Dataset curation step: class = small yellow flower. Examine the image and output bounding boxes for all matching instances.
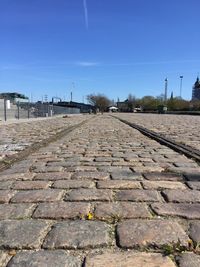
[87,212,94,220]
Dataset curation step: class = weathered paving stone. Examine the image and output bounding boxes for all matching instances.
[0,181,13,190]
[143,172,184,181]
[67,166,97,172]
[189,222,200,243]
[111,161,139,167]
[65,189,112,201]
[176,253,200,267]
[71,171,110,180]
[117,219,188,248]
[95,157,113,162]
[0,220,49,249]
[43,221,111,249]
[116,189,160,202]
[85,252,176,267]
[12,181,50,190]
[187,182,200,190]
[7,250,82,267]
[95,202,151,220]
[162,189,200,203]
[88,162,111,167]
[169,167,200,175]
[0,251,12,267]
[11,189,64,203]
[97,180,141,189]
[33,202,90,219]
[0,203,35,219]
[111,170,143,180]
[0,173,35,181]
[142,181,186,190]
[34,172,72,180]
[52,180,95,189]
[174,162,198,168]
[97,166,129,173]
[0,190,16,203]
[132,166,164,172]
[33,166,64,173]
[151,203,200,219]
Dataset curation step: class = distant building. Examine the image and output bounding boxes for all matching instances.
[53,101,94,113]
[0,92,29,103]
[192,77,200,100]
[117,99,130,112]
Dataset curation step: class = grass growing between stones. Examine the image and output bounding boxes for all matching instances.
[162,239,200,256]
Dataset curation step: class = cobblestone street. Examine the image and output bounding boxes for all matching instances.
[0,114,200,266]
[114,113,200,150]
[0,115,89,162]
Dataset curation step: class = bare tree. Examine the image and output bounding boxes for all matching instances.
[87,94,111,112]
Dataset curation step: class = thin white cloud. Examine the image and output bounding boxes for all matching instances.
[83,0,89,30]
[75,61,100,67]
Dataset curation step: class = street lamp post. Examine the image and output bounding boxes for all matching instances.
[180,76,183,99]
[164,78,168,102]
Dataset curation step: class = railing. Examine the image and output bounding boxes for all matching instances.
[0,100,80,121]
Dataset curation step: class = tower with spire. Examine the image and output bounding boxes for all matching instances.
[192,76,200,100]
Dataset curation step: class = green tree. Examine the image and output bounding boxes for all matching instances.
[139,96,160,111]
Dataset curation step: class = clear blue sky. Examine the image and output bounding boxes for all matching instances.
[1,0,200,102]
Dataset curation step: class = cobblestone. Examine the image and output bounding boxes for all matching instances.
[117,219,188,248]
[143,172,184,181]
[0,190,15,203]
[162,189,200,203]
[151,203,200,219]
[11,189,64,203]
[52,180,95,189]
[33,202,90,219]
[116,189,161,202]
[177,253,200,267]
[85,252,176,267]
[111,170,143,180]
[97,180,141,189]
[187,181,200,190]
[43,221,111,249]
[34,172,72,180]
[95,202,151,220]
[65,188,113,201]
[71,171,110,180]
[189,222,200,243]
[0,203,35,219]
[0,251,11,267]
[142,180,186,190]
[0,220,49,249]
[11,180,50,190]
[7,250,82,267]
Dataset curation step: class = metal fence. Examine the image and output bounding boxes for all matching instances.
[0,100,80,121]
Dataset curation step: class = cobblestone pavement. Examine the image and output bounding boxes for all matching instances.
[113,113,200,151]
[0,115,90,161]
[0,115,200,266]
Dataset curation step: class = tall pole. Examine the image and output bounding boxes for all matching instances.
[180,75,183,99]
[164,78,168,102]
[4,99,7,121]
